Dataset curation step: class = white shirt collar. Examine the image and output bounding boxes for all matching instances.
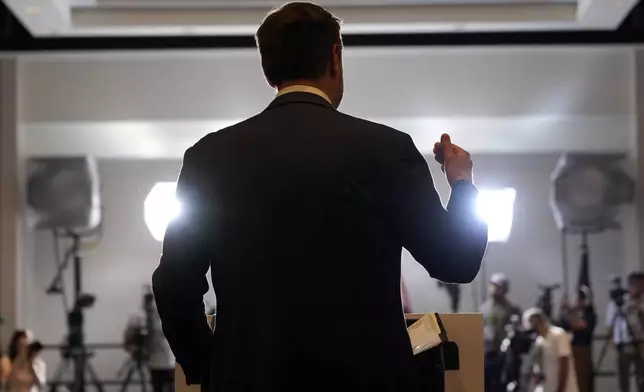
[276,85,332,105]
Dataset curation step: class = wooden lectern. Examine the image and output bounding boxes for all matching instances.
[175,313,483,392]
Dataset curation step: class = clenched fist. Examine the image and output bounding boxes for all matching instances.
[432,133,473,186]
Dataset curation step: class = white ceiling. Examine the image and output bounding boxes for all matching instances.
[16,46,636,158]
[1,0,638,37]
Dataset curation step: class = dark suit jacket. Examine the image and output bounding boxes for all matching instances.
[152,92,488,392]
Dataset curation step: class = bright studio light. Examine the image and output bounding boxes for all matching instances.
[476,188,517,243]
[144,182,181,242]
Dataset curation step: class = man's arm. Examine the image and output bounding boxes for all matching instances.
[557,357,569,392]
[556,332,573,392]
[152,146,212,385]
[384,134,487,283]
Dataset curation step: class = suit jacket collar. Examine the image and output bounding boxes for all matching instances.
[265,92,335,112]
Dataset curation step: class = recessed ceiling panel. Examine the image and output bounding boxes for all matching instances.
[79,0,576,9]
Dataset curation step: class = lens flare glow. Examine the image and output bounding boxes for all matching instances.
[144,182,181,242]
[476,188,517,243]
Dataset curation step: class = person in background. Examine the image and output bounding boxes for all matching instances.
[480,273,521,392]
[524,308,579,392]
[559,287,596,392]
[606,272,644,392]
[26,342,45,392]
[1,352,11,389]
[147,298,175,392]
[5,331,46,392]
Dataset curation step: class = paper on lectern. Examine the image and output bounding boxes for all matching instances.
[407,313,443,355]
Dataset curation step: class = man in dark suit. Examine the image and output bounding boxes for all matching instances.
[152,2,488,392]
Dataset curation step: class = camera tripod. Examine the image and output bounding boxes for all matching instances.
[596,299,644,392]
[119,286,157,392]
[49,334,104,392]
[48,232,104,392]
[117,348,148,392]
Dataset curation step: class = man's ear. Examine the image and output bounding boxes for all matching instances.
[330,44,342,77]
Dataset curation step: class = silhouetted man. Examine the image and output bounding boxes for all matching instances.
[152,3,488,391]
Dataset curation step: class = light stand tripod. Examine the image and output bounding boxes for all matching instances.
[437,283,461,313]
[596,292,644,392]
[571,232,597,392]
[48,232,104,392]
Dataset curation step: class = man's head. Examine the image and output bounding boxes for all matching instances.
[488,273,509,300]
[628,272,644,298]
[523,308,549,335]
[255,2,344,108]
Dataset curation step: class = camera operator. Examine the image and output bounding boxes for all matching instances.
[481,273,522,392]
[605,272,644,392]
[524,308,579,392]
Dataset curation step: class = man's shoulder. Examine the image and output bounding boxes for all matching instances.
[549,326,571,342]
[550,325,566,335]
[336,111,410,140]
[190,111,412,153]
[186,116,260,154]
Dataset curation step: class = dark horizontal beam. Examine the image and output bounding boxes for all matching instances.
[1,30,643,52]
[1,1,643,52]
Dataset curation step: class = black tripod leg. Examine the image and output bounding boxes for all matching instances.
[594,337,611,376]
[49,359,70,392]
[119,361,136,392]
[85,361,105,392]
[137,364,148,392]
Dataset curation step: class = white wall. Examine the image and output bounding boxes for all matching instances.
[17,46,635,157]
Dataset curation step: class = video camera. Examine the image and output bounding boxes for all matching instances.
[536,283,560,319]
[501,315,535,356]
[500,314,537,392]
[123,286,155,363]
[610,276,628,307]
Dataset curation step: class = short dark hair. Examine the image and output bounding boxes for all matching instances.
[8,330,28,362]
[256,2,342,86]
[628,272,644,283]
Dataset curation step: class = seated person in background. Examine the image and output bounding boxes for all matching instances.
[524,308,579,392]
[6,331,46,392]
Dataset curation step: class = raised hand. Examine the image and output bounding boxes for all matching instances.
[432,133,473,186]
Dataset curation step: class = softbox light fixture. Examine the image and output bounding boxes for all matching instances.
[26,157,101,231]
[550,154,634,234]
